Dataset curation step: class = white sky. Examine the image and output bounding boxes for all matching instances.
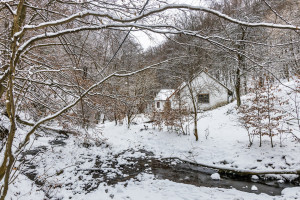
[132,0,207,51]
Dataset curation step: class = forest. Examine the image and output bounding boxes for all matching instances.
[0,0,299,199]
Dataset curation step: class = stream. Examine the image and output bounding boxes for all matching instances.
[20,139,299,197]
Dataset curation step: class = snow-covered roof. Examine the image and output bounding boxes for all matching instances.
[154,89,175,101]
[174,71,233,94]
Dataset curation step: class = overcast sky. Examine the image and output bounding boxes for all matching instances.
[132,0,207,50]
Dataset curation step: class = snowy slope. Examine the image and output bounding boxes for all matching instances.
[3,79,300,199]
[102,102,300,175]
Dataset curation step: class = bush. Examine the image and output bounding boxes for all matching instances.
[238,76,289,147]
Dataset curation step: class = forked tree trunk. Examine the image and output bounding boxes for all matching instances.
[0,1,26,199]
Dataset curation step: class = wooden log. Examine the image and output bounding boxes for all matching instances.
[161,157,300,175]
[16,115,78,136]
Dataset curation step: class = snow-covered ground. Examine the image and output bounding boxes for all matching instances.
[3,80,300,199]
[8,172,300,200]
[102,104,300,175]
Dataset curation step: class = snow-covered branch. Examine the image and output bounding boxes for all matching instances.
[15,55,189,153]
[14,4,299,39]
[14,4,299,42]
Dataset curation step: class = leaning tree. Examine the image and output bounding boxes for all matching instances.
[0,0,299,198]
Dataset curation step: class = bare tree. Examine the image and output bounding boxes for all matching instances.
[0,0,299,198]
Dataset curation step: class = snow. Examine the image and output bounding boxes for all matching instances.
[99,103,300,174]
[2,79,300,199]
[7,173,300,200]
[81,174,284,200]
[251,185,258,191]
[281,187,300,198]
[211,173,221,180]
[6,174,45,199]
[12,2,298,45]
[154,89,175,101]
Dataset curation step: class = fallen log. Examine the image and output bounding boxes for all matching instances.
[16,115,78,136]
[161,157,300,175]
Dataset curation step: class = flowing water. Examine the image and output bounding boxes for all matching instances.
[20,140,299,197]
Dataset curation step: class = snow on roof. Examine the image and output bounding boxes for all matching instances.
[174,71,232,94]
[154,89,175,101]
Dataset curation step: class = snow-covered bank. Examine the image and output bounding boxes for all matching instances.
[7,172,300,200]
[4,112,300,199]
[101,102,300,176]
[4,80,300,199]
[70,173,300,200]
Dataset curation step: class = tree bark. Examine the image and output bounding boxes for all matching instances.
[0,3,27,198]
[16,116,78,136]
[187,83,198,141]
[235,68,241,107]
[235,26,246,107]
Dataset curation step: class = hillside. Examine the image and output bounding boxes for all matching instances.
[2,79,300,199]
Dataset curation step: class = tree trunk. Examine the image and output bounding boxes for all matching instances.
[0,2,26,199]
[187,83,198,141]
[236,26,246,107]
[235,68,241,107]
[194,115,199,141]
[0,67,17,200]
[114,113,118,126]
[80,99,87,128]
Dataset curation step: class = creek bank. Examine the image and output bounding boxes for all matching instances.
[19,141,299,197]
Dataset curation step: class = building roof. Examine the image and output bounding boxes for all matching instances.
[168,70,233,100]
[197,70,233,94]
[154,89,175,101]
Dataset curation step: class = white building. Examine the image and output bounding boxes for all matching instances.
[153,89,175,112]
[169,71,233,111]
